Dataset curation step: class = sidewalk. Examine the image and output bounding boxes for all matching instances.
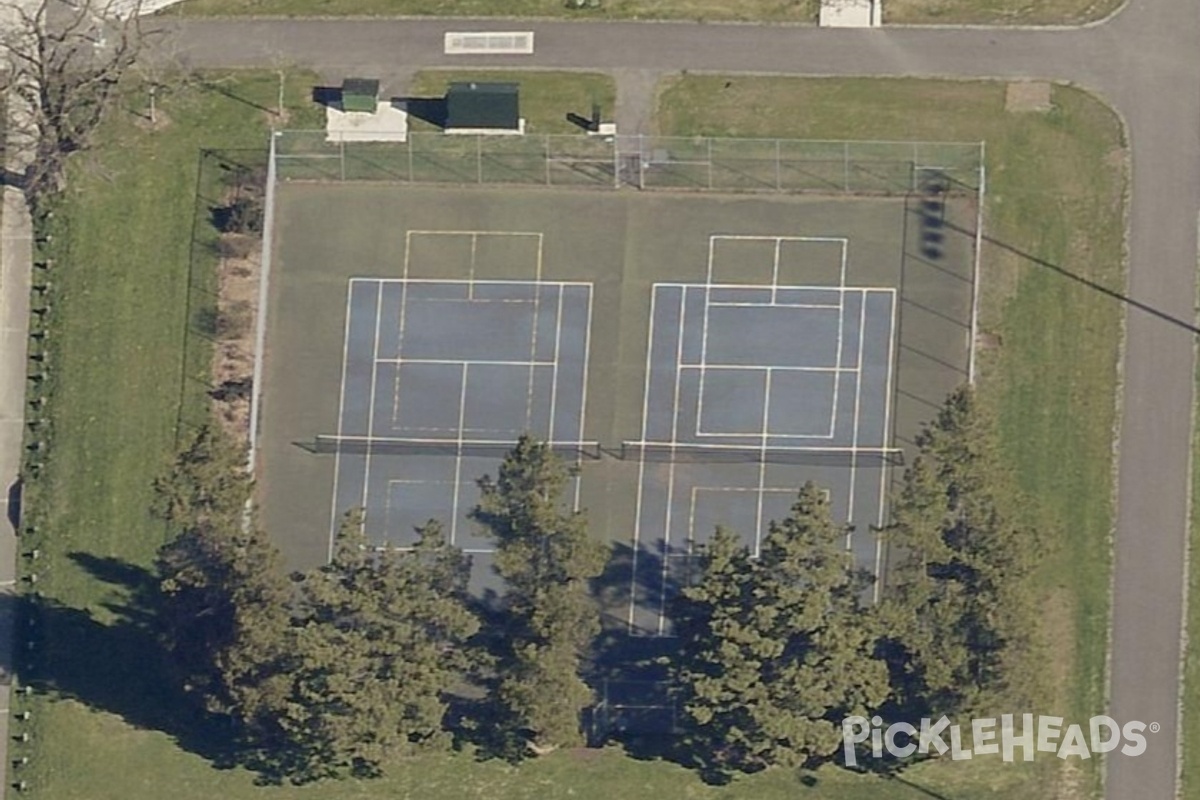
[0,70,36,800]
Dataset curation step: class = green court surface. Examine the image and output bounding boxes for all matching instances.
[260,180,977,630]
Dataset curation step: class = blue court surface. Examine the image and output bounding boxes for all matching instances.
[626,281,898,635]
[328,278,592,593]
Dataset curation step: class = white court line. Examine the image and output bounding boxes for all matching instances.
[873,291,900,604]
[690,485,795,550]
[573,286,595,513]
[706,301,842,310]
[468,232,477,300]
[327,282,358,561]
[358,282,387,525]
[547,285,564,447]
[845,290,869,548]
[363,277,588,287]
[524,241,547,426]
[656,281,883,291]
[414,298,537,305]
[657,286,690,636]
[628,286,659,632]
[623,440,900,455]
[391,282,415,427]
[710,234,849,243]
[449,363,469,546]
[405,229,543,238]
[825,241,851,438]
[375,357,557,367]
[754,368,772,558]
[680,363,853,373]
[772,238,781,303]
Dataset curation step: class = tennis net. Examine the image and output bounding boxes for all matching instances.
[312,435,602,460]
[620,441,904,467]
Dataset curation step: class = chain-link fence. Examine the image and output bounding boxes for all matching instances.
[274,131,984,196]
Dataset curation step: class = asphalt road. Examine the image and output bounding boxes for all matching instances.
[151,6,1199,798]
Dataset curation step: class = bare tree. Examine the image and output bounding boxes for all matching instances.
[0,0,146,207]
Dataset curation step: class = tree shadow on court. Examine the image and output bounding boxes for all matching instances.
[21,553,247,773]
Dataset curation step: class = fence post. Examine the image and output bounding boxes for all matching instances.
[476,135,483,184]
[843,141,850,193]
[638,134,645,190]
[775,139,782,191]
[339,139,345,181]
[911,142,919,192]
[407,135,414,182]
[612,136,620,189]
[707,137,713,190]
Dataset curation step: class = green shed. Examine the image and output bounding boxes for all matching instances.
[341,78,379,113]
[445,82,520,130]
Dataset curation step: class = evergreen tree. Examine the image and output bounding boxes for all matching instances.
[269,516,480,779]
[880,386,1042,717]
[472,435,608,753]
[154,426,291,726]
[673,484,889,773]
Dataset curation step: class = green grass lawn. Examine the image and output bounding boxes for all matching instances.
[16,74,1123,799]
[168,0,1122,25]
[883,0,1122,24]
[658,75,1125,798]
[1183,349,1200,798]
[407,70,616,135]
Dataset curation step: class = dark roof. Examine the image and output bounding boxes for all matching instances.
[445,82,520,130]
[341,78,379,113]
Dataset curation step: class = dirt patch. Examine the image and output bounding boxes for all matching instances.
[134,110,173,133]
[1006,82,1053,113]
[210,233,260,439]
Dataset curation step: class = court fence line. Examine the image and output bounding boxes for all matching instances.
[273,131,985,197]
[247,131,280,475]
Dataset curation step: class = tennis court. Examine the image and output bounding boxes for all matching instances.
[624,235,900,634]
[257,184,977,627]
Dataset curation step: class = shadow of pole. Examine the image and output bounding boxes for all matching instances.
[886,772,957,800]
[942,219,1200,335]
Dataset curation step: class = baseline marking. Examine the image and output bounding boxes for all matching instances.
[358,282,387,520]
[873,290,900,604]
[628,286,659,632]
[449,363,469,545]
[657,287,690,636]
[326,281,358,560]
[574,286,594,513]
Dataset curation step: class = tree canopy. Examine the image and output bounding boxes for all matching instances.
[879,386,1042,717]
[472,435,609,752]
[672,483,890,774]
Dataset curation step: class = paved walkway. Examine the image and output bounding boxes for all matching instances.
[139,6,1200,799]
[0,114,33,799]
